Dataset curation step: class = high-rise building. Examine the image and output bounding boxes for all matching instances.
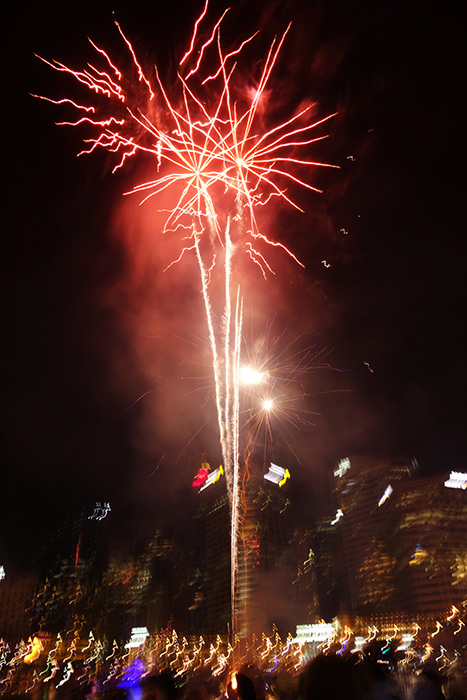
[192,459,298,638]
[332,456,467,619]
[193,472,231,636]
[394,472,467,615]
[332,455,415,615]
[236,464,293,638]
[0,568,37,642]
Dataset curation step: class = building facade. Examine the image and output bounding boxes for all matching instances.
[192,459,300,638]
[332,456,467,619]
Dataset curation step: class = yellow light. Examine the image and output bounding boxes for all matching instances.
[213,465,224,483]
[240,366,265,385]
[24,637,42,664]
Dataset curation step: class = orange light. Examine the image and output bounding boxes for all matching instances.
[24,637,42,664]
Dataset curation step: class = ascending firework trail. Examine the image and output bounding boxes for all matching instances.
[35,0,336,637]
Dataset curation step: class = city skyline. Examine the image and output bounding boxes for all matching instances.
[1,455,465,643]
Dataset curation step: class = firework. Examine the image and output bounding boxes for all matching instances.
[239,322,336,466]
[35,0,336,637]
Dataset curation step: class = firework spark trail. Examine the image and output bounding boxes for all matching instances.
[239,327,335,466]
[36,0,336,638]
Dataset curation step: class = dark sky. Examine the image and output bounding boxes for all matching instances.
[2,0,465,566]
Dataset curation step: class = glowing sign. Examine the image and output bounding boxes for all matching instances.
[192,467,209,488]
[378,484,393,506]
[295,623,335,643]
[199,465,224,492]
[353,636,366,652]
[331,508,343,525]
[264,463,290,487]
[444,471,467,489]
[125,627,149,649]
[334,457,351,478]
[397,634,414,651]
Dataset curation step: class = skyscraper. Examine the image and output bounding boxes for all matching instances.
[332,455,415,615]
[332,456,467,619]
[394,472,467,615]
[192,459,298,638]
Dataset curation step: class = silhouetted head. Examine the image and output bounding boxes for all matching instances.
[141,673,177,700]
[300,653,364,700]
[235,674,256,700]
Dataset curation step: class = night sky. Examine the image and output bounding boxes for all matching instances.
[2,0,465,568]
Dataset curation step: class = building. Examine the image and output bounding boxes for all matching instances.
[192,458,298,638]
[332,455,414,616]
[394,472,467,615]
[0,568,37,643]
[194,489,231,636]
[332,456,467,619]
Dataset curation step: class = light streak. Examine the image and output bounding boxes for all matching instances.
[331,508,343,525]
[378,484,393,507]
[36,1,336,638]
[24,637,43,665]
[89,502,111,520]
[42,659,60,683]
[454,619,465,635]
[106,640,119,661]
[444,471,467,489]
[82,631,95,654]
[56,661,74,688]
[25,670,40,694]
